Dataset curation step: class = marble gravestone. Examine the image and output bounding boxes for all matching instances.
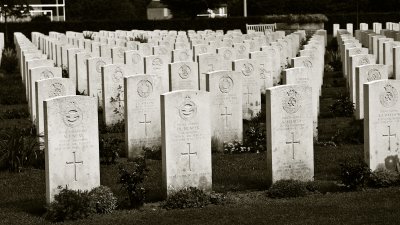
[67,48,83,88]
[197,53,221,91]
[355,64,388,120]
[29,67,62,123]
[76,52,93,95]
[87,57,112,107]
[35,78,75,138]
[125,75,162,159]
[349,54,375,104]
[169,61,199,91]
[124,50,144,75]
[111,46,126,64]
[144,55,169,93]
[25,59,54,107]
[206,70,243,152]
[364,80,400,172]
[216,47,235,70]
[233,59,261,120]
[102,64,131,126]
[161,90,211,196]
[249,51,274,93]
[172,49,193,63]
[266,85,314,184]
[44,95,100,203]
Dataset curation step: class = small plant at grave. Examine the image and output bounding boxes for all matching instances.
[99,120,125,134]
[110,85,124,119]
[163,187,225,210]
[326,50,342,71]
[0,48,18,74]
[88,186,118,214]
[327,37,338,51]
[130,34,148,43]
[118,157,148,208]
[76,90,86,95]
[329,92,354,117]
[45,188,95,222]
[83,32,95,40]
[266,180,310,198]
[61,65,69,78]
[223,140,250,154]
[331,119,364,145]
[99,137,122,165]
[0,127,42,172]
[143,145,161,160]
[324,64,334,73]
[367,168,400,188]
[339,159,371,191]
[243,111,266,153]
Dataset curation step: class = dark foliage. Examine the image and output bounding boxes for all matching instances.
[339,159,371,190]
[99,137,122,165]
[266,180,310,198]
[163,187,225,209]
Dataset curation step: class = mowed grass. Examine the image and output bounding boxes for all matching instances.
[0,66,398,224]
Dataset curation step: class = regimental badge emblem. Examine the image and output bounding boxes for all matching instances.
[219,74,234,93]
[179,96,197,120]
[241,63,254,76]
[238,45,246,54]
[282,88,302,114]
[41,69,54,79]
[137,79,153,98]
[223,49,232,60]
[178,65,191,79]
[152,57,163,71]
[358,57,370,65]
[96,60,106,73]
[303,60,312,69]
[49,82,65,98]
[367,68,381,82]
[112,67,124,83]
[62,101,83,127]
[380,83,398,108]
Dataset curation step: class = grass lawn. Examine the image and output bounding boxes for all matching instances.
[1,54,399,224]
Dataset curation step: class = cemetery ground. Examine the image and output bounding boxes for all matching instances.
[1,42,400,224]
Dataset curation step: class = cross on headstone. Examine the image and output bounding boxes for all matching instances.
[220,106,232,127]
[139,113,151,136]
[260,63,267,87]
[181,143,197,171]
[66,151,83,181]
[244,86,253,105]
[382,125,398,152]
[286,132,300,160]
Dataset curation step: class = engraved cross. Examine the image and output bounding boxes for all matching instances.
[221,107,232,127]
[66,151,83,181]
[244,86,253,105]
[383,125,398,152]
[181,143,197,171]
[139,114,151,136]
[286,132,300,160]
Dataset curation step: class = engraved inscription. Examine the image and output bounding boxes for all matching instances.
[282,88,302,114]
[380,84,398,108]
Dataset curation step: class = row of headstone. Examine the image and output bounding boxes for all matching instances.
[336,28,400,174]
[14,27,322,202]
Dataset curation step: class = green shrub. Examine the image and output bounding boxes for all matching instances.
[0,127,41,172]
[305,180,344,194]
[45,188,95,222]
[143,145,161,160]
[332,119,364,145]
[329,92,354,117]
[83,32,94,40]
[61,65,69,78]
[368,168,400,188]
[266,180,309,198]
[131,34,148,43]
[30,15,51,22]
[339,159,371,190]
[243,111,266,153]
[99,120,125,134]
[99,137,122,165]
[1,48,18,74]
[223,140,251,154]
[327,37,338,51]
[118,157,148,208]
[89,186,117,214]
[263,14,328,24]
[163,187,225,210]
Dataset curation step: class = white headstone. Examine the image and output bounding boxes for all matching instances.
[44,95,100,203]
[266,85,314,184]
[169,61,199,91]
[161,90,211,196]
